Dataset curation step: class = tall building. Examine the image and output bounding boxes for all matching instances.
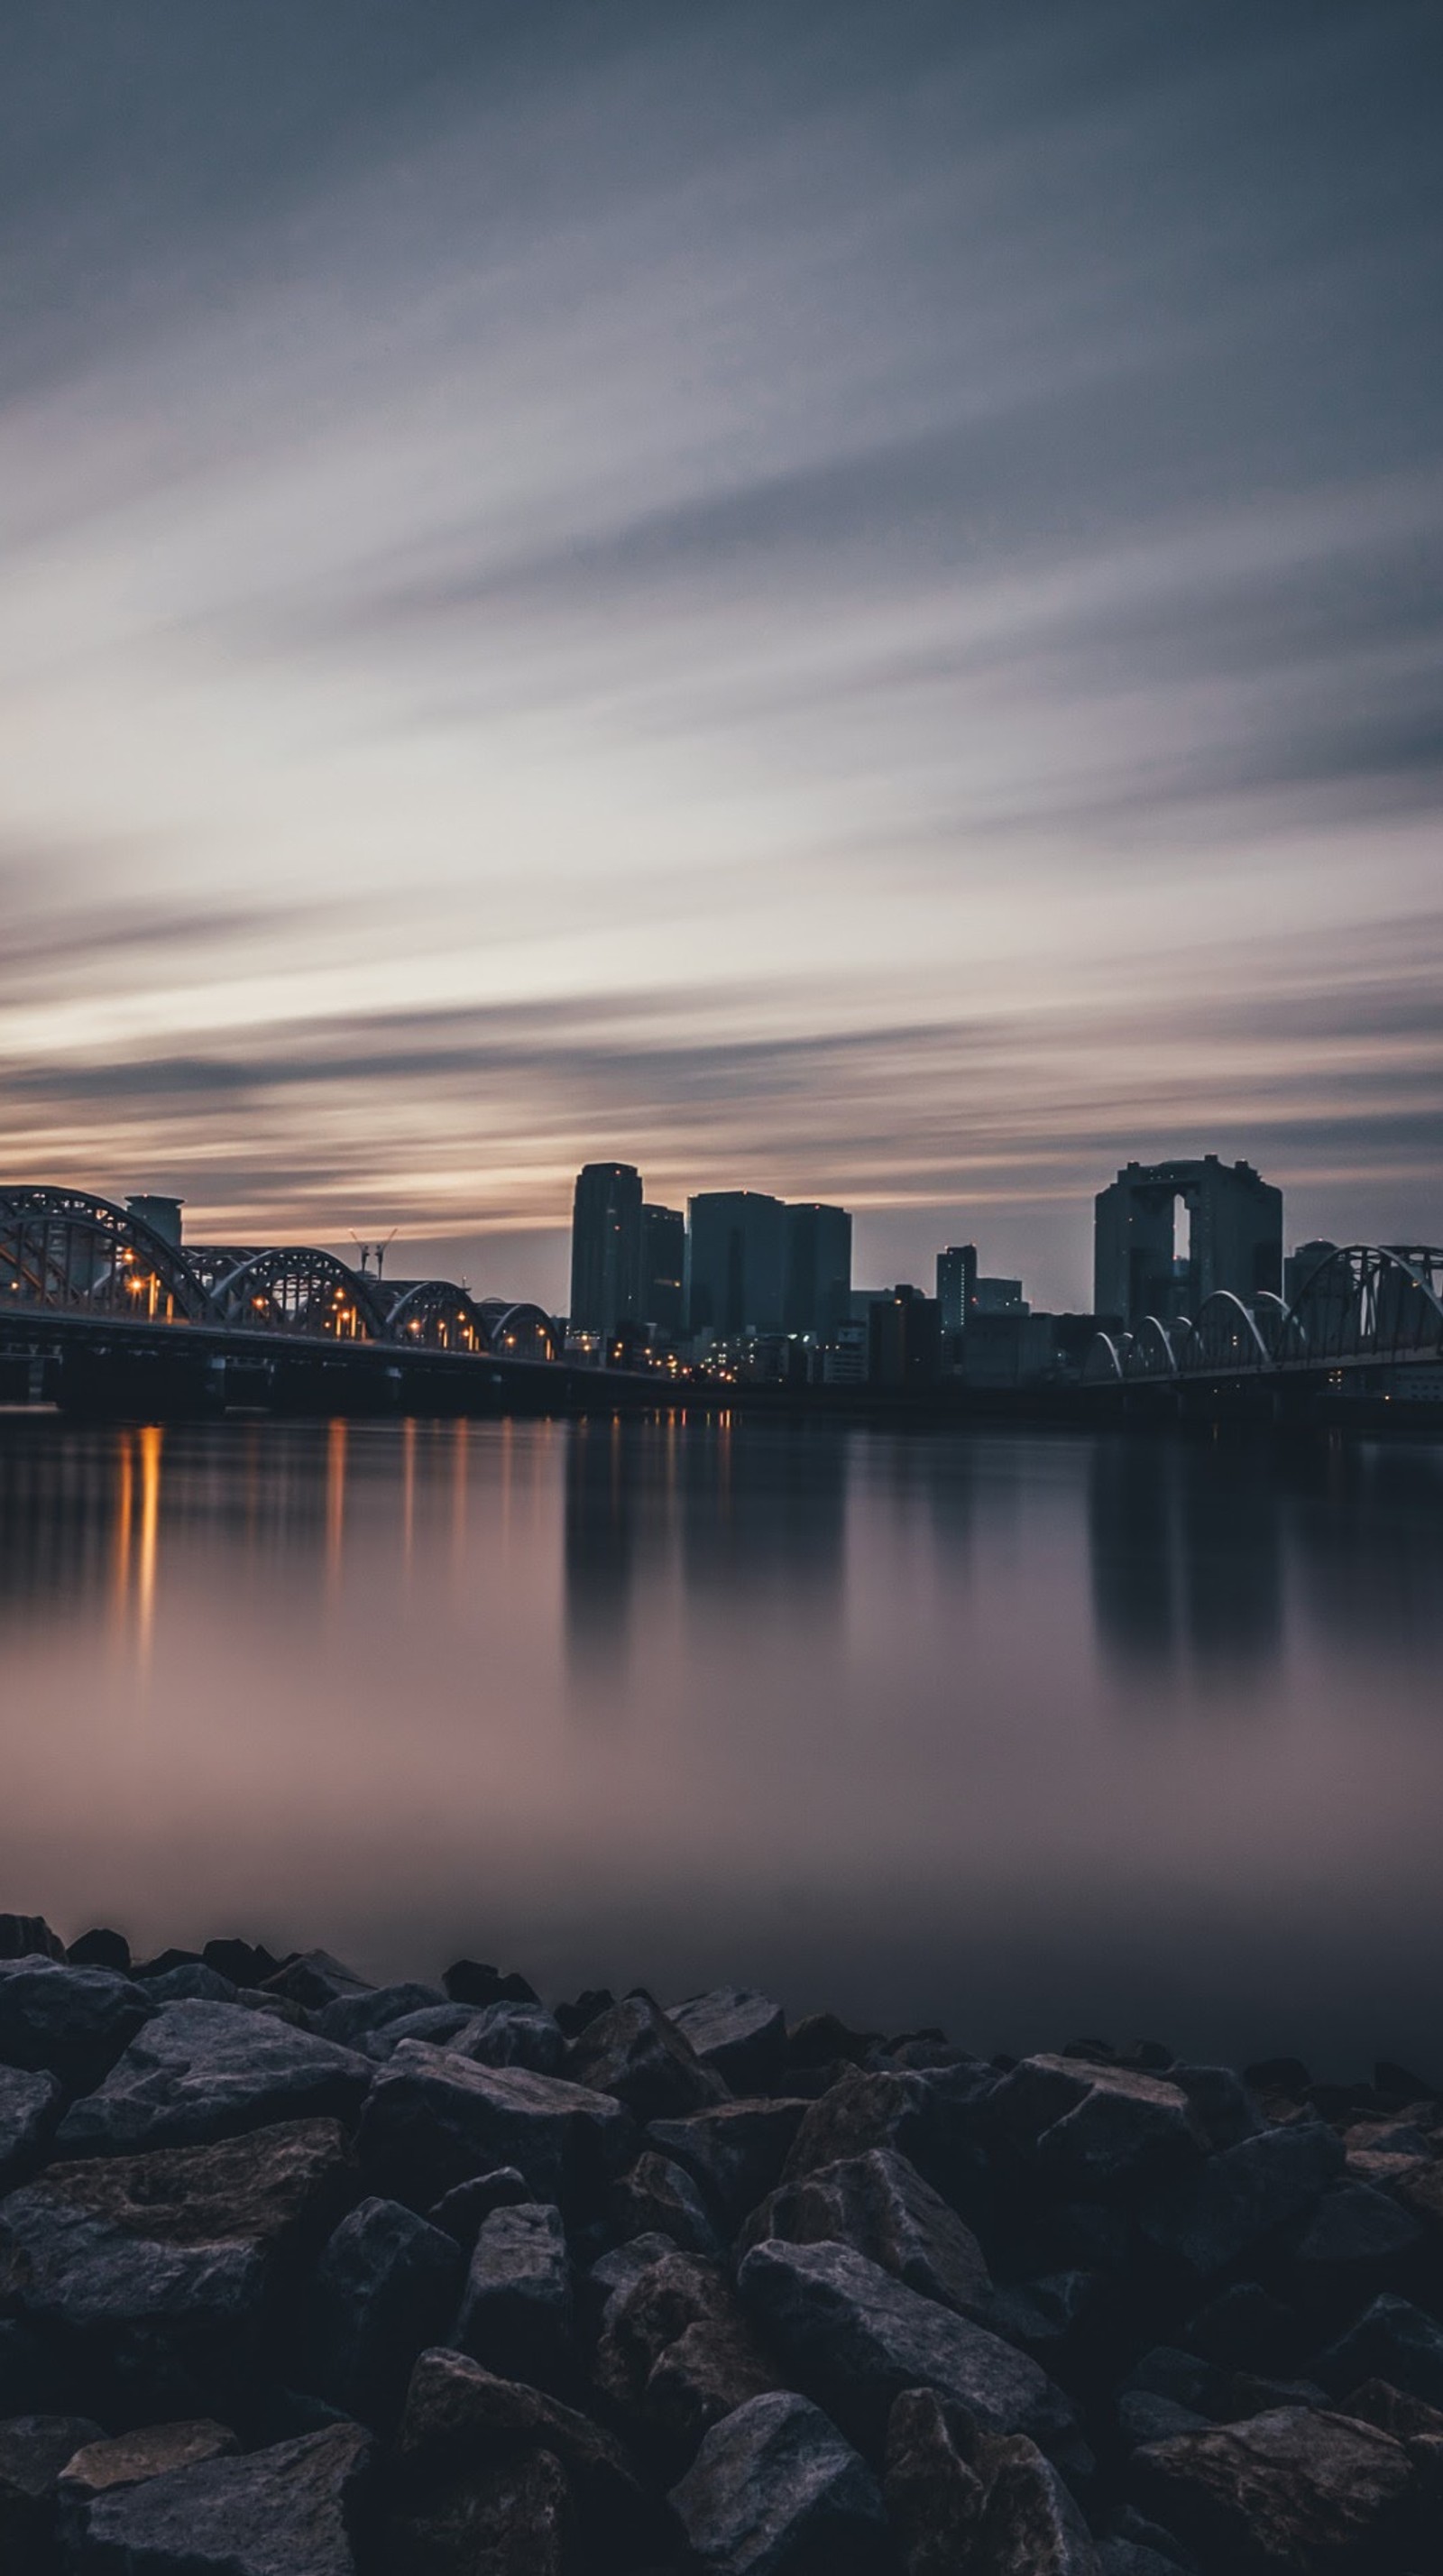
[783,1202,851,1336]
[1094,1155,1282,1329]
[685,1191,786,1339]
[936,1244,978,1334]
[868,1284,942,1388]
[569,1163,643,1334]
[641,1203,686,1335]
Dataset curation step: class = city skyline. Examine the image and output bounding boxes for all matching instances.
[2,3,1440,1314]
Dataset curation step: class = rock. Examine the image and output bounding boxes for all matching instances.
[131,1954,204,1983]
[778,2064,996,2213]
[0,1918,68,1963]
[0,2066,61,2190]
[649,2100,810,2232]
[1341,2375,1443,2443]
[56,2420,239,2553]
[1118,2393,1212,2447]
[594,2249,782,2454]
[1170,2065,1264,2153]
[360,2004,476,2061]
[884,2387,988,2572]
[427,2167,532,2248]
[1122,2346,1232,2421]
[1182,2284,1305,2376]
[611,2150,723,2257]
[737,2238,1077,2453]
[142,1968,240,2007]
[299,2195,463,2427]
[1098,2542,1190,2575]
[456,2202,574,2394]
[1317,2292,1443,2409]
[388,2447,573,2575]
[0,2414,104,2571]
[970,2433,1100,2572]
[1282,2180,1423,2317]
[554,1988,615,2039]
[53,2003,372,2158]
[988,2055,1208,2196]
[397,2344,660,2561]
[262,1950,372,2012]
[0,1962,153,2095]
[667,1990,787,2095]
[200,1940,281,1990]
[0,2120,354,2421]
[80,2421,372,2573]
[669,2388,887,2574]
[312,1983,447,2047]
[1136,2121,1344,2281]
[68,1931,133,1974]
[1129,2404,1416,2572]
[1398,2157,1443,2233]
[448,2001,567,2078]
[979,2270,1099,2370]
[781,2012,880,2093]
[567,1991,723,2121]
[358,2041,633,2214]
[584,2231,678,2323]
[739,2148,992,2317]
[442,1960,541,2009]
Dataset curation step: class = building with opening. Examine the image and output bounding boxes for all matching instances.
[1094,1155,1282,1329]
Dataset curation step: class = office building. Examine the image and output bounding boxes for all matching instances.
[1094,1155,1282,1329]
[936,1244,978,1334]
[975,1276,1026,1315]
[686,1191,786,1339]
[1284,1240,1337,1307]
[569,1163,643,1335]
[641,1203,686,1335]
[127,1194,183,1247]
[868,1283,942,1388]
[783,1201,852,1336]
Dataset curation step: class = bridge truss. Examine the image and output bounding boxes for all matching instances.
[1084,1244,1443,1387]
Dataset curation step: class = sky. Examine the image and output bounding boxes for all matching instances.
[2,0,1440,1309]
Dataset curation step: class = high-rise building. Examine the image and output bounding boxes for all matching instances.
[783,1202,851,1336]
[936,1244,978,1333]
[685,1191,786,1339]
[641,1203,686,1335]
[569,1163,643,1334]
[868,1283,942,1388]
[1094,1155,1282,1329]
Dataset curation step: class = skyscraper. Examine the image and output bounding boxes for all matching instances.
[641,1202,686,1334]
[685,1191,786,1339]
[936,1244,978,1334]
[783,1202,852,1335]
[569,1163,643,1334]
[1094,1155,1282,1328]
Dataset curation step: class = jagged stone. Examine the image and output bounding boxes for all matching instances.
[1317,2292,1443,2408]
[0,2414,104,2571]
[611,2149,723,2256]
[884,2387,988,2573]
[387,2447,572,2575]
[1129,2404,1416,2572]
[649,2099,810,2231]
[0,1962,152,2096]
[199,1941,280,1991]
[1282,2179,1423,2317]
[358,2041,633,2213]
[427,2167,531,2248]
[1182,2284,1305,2376]
[1169,2065,1264,2152]
[262,1951,372,2011]
[989,2056,1208,2195]
[80,2421,372,2573]
[68,1932,133,1975]
[142,1969,241,2008]
[361,2004,475,2061]
[0,2065,61,2191]
[594,2249,781,2454]
[442,1960,541,2009]
[567,1991,723,2121]
[299,2195,463,2427]
[669,2388,887,2574]
[1136,2121,1344,2280]
[740,2148,992,2316]
[53,2003,372,2157]
[456,2202,574,2393]
[0,1918,68,1963]
[56,2419,239,2553]
[979,2270,1100,2369]
[398,2344,660,2561]
[970,2432,1100,2571]
[738,2238,1077,2453]
[448,2001,568,2078]
[313,1983,447,2047]
[666,1990,787,2094]
[0,2121,354,2421]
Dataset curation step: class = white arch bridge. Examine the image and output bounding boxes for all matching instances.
[1083,1244,1443,1392]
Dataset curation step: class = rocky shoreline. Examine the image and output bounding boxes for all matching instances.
[0,1916,1440,2572]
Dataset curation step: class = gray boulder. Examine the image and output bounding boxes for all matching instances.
[0,1918,67,1963]
[670,2389,887,2574]
[80,2421,372,2573]
[567,1991,723,2121]
[1283,2181,1424,2318]
[360,2003,475,2062]
[0,2119,354,2421]
[0,2414,104,2571]
[667,1990,787,2094]
[358,2041,633,2213]
[427,2167,532,2249]
[262,1951,372,2012]
[397,2344,659,2562]
[738,2237,1077,2453]
[387,2447,572,2576]
[140,1969,241,2008]
[648,2099,810,2231]
[456,2202,574,2394]
[739,2147,992,2315]
[1170,2065,1264,2152]
[448,2001,568,2078]
[56,2420,238,2554]
[1136,2121,1344,2280]
[313,1982,447,2047]
[989,2056,1208,2196]
[0,2066,61,2190]
[885,2390,1098,2576]
[970,2434,1100,2572]
[1129,2404,1416,2572]
[0,1963,152,2095]
[53,2003,372,2157]
[611,2149,723,2257]
[299,2195,463,2427]
[594,2248,782,2455]
[1317,2292,1443,2409]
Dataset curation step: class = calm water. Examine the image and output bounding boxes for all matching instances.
[2,1412,1441,2079]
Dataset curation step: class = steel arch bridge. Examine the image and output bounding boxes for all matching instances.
[0,1187,560,1361]
[1084,1244,1443,1388]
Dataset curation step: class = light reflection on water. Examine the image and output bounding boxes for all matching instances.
[1,1412,1440,2077]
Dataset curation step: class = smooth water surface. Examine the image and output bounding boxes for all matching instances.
[2,1412,1441,2075]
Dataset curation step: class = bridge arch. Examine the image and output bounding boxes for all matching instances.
[381,1280,489,1354]
[203,1247,388,1339]
[475,1299,560,1363]
[1123,1315,1181,1380]
[1285,1244,1443,1367]
[1081,1331,1126,1385]
[1176,1291,1270,1376]
[0,1185,213,1323]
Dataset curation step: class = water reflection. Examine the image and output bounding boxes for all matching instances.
[1088,1436,1284,1683]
